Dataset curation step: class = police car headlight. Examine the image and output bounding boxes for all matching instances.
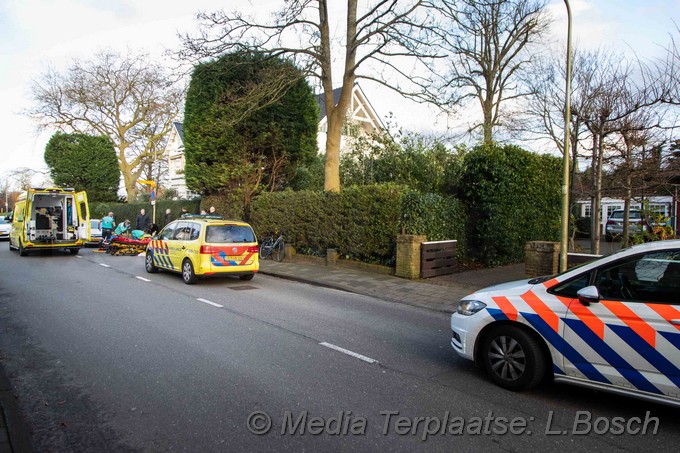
[456,300,487,316]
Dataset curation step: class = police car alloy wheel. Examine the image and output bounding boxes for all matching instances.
[480,325,548,391]
[182,259,197,284]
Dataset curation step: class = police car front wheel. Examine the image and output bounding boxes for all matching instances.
[480,325,547,391]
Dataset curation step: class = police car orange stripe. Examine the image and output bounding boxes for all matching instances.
[646,304,680,332]
[520,291,560,333]
[601,300,657,348]
[556,295,606,340]
[491,296,518,321]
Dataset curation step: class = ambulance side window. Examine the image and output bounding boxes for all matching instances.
[159,224,175,241]
[190,223,201,241]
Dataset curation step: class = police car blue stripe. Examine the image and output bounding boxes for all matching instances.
[487,308,509,322]
[659,331,680,350]
[609,324,680,389]
[522,313,610,384]
[564,318,661,394]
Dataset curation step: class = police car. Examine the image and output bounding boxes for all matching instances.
[451,240,680,407]
[145,215,259,284]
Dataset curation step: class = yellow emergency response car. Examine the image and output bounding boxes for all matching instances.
[145,215,259,284]
[9,187,89,256]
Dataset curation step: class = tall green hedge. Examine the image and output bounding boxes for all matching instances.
[458,144,561,265]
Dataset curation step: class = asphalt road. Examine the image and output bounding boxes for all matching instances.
[0,244,678,452]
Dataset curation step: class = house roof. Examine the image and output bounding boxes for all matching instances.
[316,83,385,132]
[173,122,184,142]
[316,87,343,121]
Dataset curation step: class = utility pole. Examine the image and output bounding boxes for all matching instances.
[559,0,573,273]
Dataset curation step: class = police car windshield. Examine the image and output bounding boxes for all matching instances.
[206,225,255,243]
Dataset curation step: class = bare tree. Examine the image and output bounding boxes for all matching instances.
[28,50,184,200]
[439,0,551,144]
[519,47,600,228]
[179,0,446,192]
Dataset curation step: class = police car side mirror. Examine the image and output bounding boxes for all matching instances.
[577,285,600,306]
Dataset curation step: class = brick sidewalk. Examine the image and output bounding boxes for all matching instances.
[259,260,526,313]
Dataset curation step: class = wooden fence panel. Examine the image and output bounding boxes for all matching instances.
[421,240,457,278]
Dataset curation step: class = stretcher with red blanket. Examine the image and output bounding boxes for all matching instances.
[101,235,151,255]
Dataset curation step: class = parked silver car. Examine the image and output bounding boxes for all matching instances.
[604,209,649,241]
[0,216,11,240]
[88,218,102,245]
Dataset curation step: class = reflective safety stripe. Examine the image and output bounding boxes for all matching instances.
[210,250,253,267]
[522,313,610,384]
[647,304,680,332]
[492,296,518,321]
[558,295,606,340]
[521,291,560,333]
[601,300,656,347]
[150,240,174,269]
[564,318,661,394]
[608,324,680,389]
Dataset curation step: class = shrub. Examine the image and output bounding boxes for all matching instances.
[458,143,561,265]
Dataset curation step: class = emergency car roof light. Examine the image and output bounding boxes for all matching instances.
[181,214,224,220]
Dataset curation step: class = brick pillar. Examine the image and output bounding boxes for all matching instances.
[524,241,560,277]
[396,234,426,279]
[283,244,296,262]
[326,248,339,266]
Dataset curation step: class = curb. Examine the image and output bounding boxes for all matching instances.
[257,269,457,314]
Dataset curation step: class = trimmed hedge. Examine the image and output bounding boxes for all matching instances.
[402,191,468,259]
[248,185,467,265]
[458,144,561,265]
[250,186,402,263]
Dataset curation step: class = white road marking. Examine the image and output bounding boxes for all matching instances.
[319,342,379,364]
[76,256,82,259]
[197,298,223,308]
[135,276,151,282]
[100,263,110,268]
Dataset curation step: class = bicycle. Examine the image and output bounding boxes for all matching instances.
[259,232,285,261]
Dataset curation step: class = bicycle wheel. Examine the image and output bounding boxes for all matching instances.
[274,239,285,262]
[259,239,272,260]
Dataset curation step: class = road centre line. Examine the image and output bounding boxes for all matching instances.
[100,263,110,268]
[197,298,223,308]
[319,342,379,364]
[135,276,151,282]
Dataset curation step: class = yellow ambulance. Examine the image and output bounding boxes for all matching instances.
[9,187,89,256]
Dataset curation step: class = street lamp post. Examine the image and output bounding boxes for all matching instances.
[559,0,573,273]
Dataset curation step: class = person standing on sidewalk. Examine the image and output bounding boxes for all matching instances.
[136,208,150,232]
[164,208,172,225]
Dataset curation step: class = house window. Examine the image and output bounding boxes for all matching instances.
[170,156,184,177]
[584,205,592,217]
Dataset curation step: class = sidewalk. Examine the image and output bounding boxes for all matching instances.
[259,260,527,313]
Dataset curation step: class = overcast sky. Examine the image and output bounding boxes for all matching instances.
[1,0,678,186]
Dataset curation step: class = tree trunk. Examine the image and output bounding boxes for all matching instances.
[593,128,606,255]
[590,133,600,254]
[324,116,343,192]
[482,97,494,145]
